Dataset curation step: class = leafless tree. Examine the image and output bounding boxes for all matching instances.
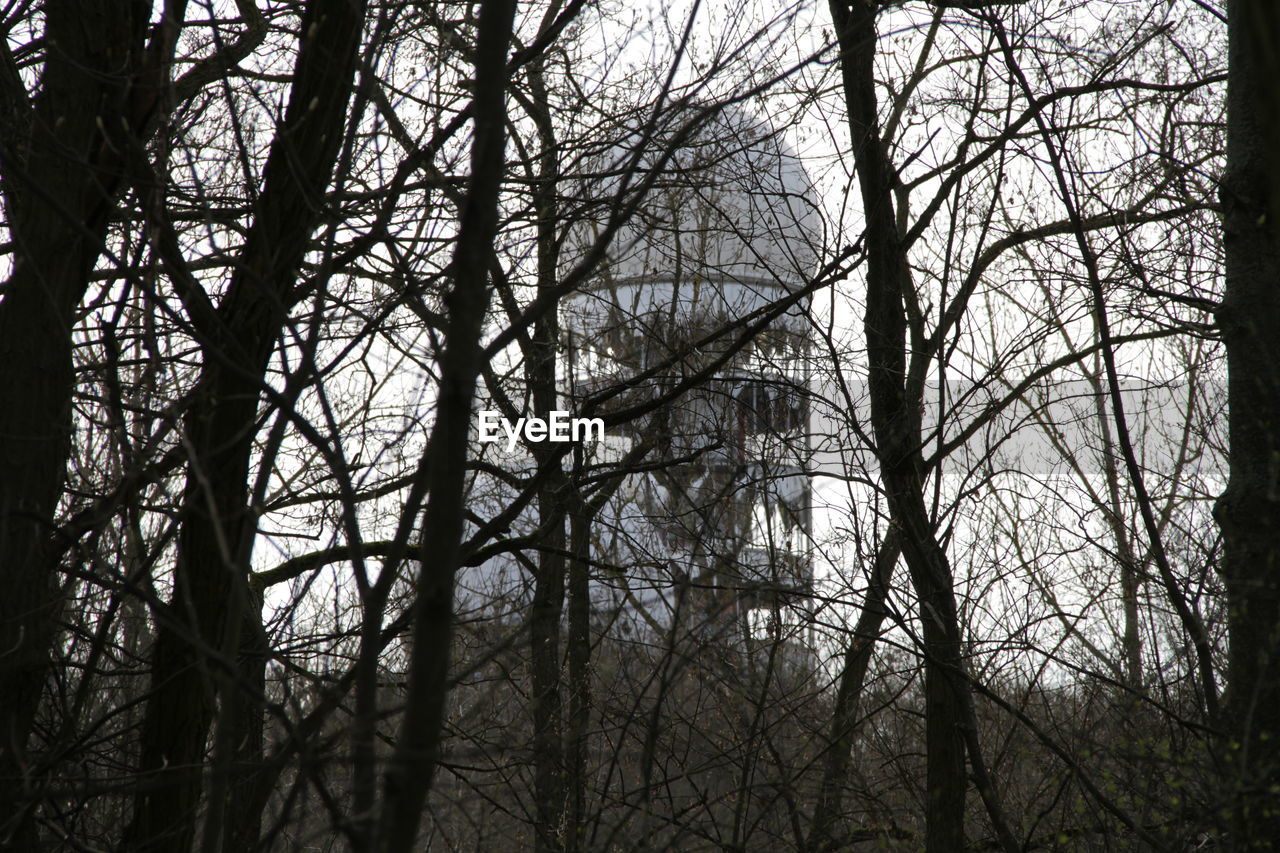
[1,1,1264,852]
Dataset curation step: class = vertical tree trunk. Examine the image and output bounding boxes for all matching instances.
[1218,2,1280,847]
[564,501,594,853]
[526,53,569,849]
[220,605,270,853]
[125,2,367,848]
[0,2,150,842]
[374,1,519,849]
[1091,363,1145,689]
[530,493,568,853]
[808,533,898,851]
[826,2,967,848]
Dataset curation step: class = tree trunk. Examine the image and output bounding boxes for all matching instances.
[808,533,898,851]
[374,1,518,849]
[1218,2,1280,847]
[0,2,150,841]
[125,2,367,848]
[530,491,568,853]
[526,54,569,849]
[826,2,967,848]
[565,492,598,853]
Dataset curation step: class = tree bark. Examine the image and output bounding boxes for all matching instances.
[808,533,898,852]
[125,2,367,848]
[374,1,519,849]
[564,499,594,853]
[0,1,153,842]
[530,512,567,852]
[525,50,569,850]
[826,2,967,848]
[1218,1,1280,847]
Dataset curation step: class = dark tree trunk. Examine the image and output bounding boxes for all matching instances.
[526,53,569,849]
[0,2,153,842]
[529,477,568,853]
[826,2,967,849]
[374,1,519,849]
[808,533,898,852]
[125,2,367,848]
[564,500,594,853]
[220,605,270,853]
[1218,2,1280,847]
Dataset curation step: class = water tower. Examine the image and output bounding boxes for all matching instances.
[562,104,821,648]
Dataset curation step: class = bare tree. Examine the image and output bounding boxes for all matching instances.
[0,2,1258,851]
[815,1,1223,849]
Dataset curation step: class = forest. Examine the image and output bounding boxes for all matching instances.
[1,0,1278,851]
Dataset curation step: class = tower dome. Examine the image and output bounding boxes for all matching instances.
[563,103,821,390]
[597,104,820,294]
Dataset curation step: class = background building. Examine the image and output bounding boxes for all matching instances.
[561,104,823,650]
